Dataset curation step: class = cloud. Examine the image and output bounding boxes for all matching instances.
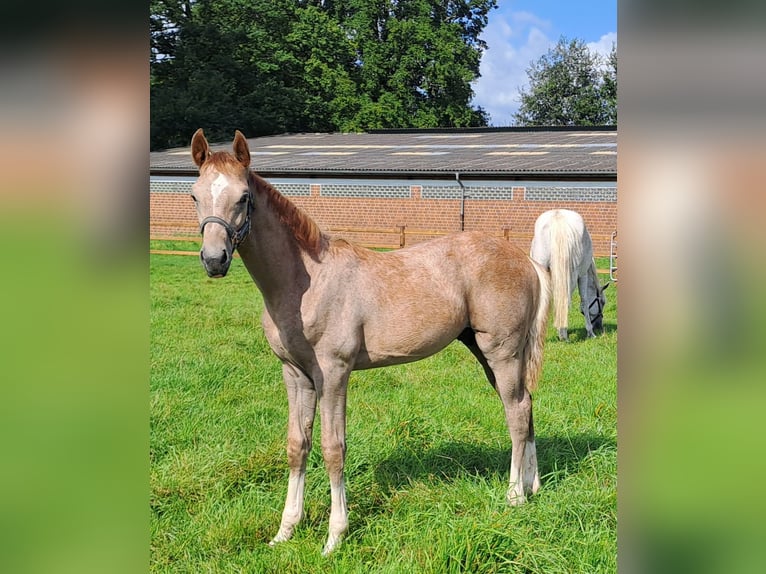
[588,32,617,70]
[472,15,617,126]
[472,12,554,125]
[588,31,617,57]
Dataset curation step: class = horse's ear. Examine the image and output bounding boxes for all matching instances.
[601,281,611,292]
[191,128,210,168]
[233,130,251,169]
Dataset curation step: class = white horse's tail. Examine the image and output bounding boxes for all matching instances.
[524,259,551,393]
[549,215,582,333]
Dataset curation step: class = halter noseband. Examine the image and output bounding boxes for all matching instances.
[587,291,604,320]
[199,192,253,249]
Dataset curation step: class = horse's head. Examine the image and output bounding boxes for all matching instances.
[586,281,610,333]
[190,129,252,278]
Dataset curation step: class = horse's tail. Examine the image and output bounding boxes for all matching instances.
[549,216,579,333]
[524,258,551,393]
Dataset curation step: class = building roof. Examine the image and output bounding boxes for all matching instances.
[150,126,616,180]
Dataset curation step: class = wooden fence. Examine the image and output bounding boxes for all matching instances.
[151,224,616,278]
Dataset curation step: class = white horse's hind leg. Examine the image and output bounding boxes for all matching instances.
[270,364,316,547]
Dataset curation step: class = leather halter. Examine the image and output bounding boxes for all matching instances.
[198,192,253,249]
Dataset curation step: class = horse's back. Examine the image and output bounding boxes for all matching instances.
[530,209,590,266]
[337,231,540,368]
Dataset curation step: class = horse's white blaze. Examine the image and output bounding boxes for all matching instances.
[210,172,228,206]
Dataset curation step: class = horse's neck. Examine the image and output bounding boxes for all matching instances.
[237,188,316,309]
[584,261,599,299]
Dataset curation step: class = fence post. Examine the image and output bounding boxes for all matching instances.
[503,227,510,241]
[398,225,406,248]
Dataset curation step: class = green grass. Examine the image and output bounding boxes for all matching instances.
[151,254,616,573]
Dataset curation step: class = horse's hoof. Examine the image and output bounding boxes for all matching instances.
[322,534,342,556]
[269,528,292,547]
[507,491,527,506]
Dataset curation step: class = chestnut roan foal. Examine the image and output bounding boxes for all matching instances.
[189,129,551,555]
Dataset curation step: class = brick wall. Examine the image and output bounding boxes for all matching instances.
[150,179,617,256]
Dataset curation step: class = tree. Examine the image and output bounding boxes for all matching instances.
[151,0,308,149]
[337,0,495,129]
[150,0,497,149]
[285,5,359,132]
[514,37,616,126]
[599,43,617,125]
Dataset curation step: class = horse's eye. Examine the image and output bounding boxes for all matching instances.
[190,194,198,203]
[237,194,249,205]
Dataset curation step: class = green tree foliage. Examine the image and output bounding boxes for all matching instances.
[514,37,617,127]
[600,43,617,125]
[151,0,308,149]
[335,0,493,129]
[151,0,496,149]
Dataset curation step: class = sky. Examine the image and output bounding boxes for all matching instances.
[471,0,617,126]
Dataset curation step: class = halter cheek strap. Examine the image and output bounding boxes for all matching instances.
[199,194,253,249]
[587,292,604,319]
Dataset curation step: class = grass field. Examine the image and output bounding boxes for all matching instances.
[150,251,617,573]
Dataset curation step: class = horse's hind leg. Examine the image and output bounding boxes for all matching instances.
[502,376,539,505]
[458,328,496,389]
[475,333,539,504]
[270,363,316,547]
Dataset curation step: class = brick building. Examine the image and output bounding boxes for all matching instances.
[150,126,616,256]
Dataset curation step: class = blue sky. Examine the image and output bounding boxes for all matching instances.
[472,0,617,125]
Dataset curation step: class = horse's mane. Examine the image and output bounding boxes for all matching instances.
[250,172,327,259]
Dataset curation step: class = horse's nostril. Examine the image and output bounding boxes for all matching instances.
[220,250,228,265]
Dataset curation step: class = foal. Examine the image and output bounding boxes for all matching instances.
[189,129,551,554]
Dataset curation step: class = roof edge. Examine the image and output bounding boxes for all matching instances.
[150,168,616,182]
[367,125,617,135]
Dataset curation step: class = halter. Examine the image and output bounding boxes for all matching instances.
[587,290,604,320]
[199,192,253,250]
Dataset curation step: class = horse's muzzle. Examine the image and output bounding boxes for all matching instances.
[200,247,231,278]
[592,316,604,333]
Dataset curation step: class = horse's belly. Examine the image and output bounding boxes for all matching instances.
[353,323,463,370]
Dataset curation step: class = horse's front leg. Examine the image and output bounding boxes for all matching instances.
[270,363,316,547]
[316,362,351,556]
[578,274,596,338]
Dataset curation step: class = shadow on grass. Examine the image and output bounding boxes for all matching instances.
[560,321,617,341]
[371,433,615,498]
[340,433,615,535]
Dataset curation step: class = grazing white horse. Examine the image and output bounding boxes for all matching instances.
[530,209,609,340]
